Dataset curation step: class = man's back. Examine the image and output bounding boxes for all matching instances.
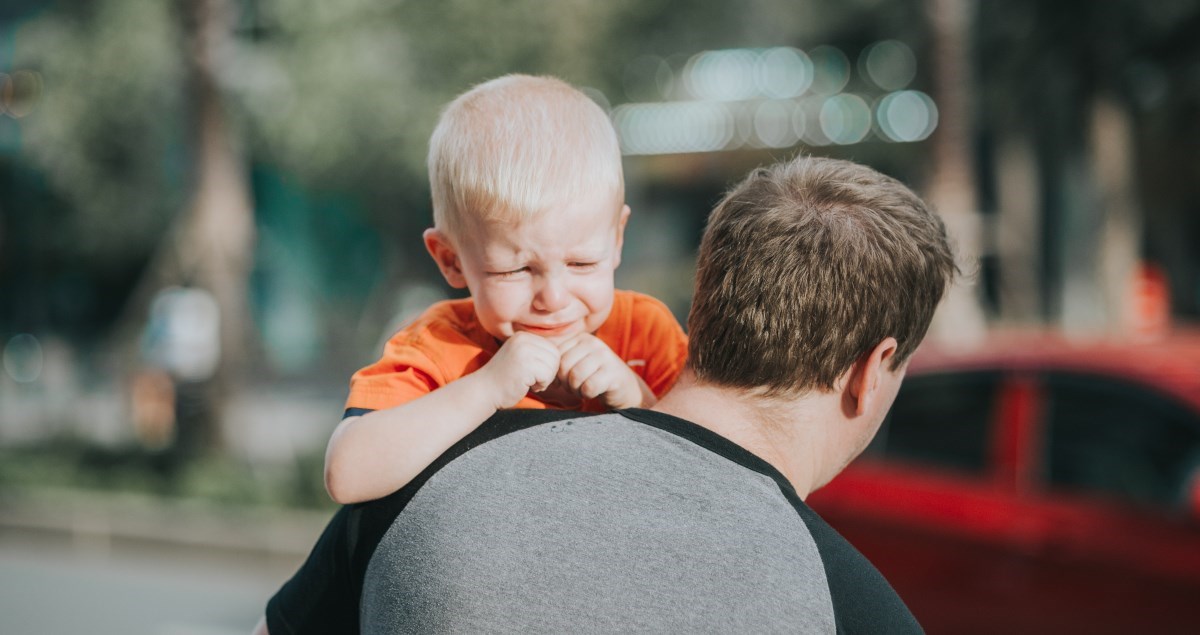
[355,410,918,633]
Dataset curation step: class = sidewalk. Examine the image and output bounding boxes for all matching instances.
[0,486,330,565]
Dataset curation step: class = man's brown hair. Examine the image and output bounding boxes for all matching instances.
[687,155,956,395]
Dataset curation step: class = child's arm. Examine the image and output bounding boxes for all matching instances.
[556,333,656,409]
[324,332,561,504]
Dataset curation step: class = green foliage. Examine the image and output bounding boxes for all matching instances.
[0,438,337,510]
[7,0,931,313]
[13,0,187,264]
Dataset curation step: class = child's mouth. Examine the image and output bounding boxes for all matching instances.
[517,322,576,337]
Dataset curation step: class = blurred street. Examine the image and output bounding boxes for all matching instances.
[0,491,326,635]
[3,0,1200,632]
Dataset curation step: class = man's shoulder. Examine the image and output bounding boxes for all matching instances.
[362,409,839,632]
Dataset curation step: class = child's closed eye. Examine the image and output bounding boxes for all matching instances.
[488,267,530,279]
[568,262,599,272]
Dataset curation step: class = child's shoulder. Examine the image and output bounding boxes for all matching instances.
[389,297,485,344]
[612,289,676,320]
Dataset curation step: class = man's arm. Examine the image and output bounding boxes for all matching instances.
[263,506,360,635]
[324,332,561,504]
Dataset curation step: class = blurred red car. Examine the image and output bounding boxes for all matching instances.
[808,330,1200,634]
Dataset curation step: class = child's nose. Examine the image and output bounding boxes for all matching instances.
[533,274,570,313]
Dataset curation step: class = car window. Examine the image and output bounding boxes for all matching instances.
[1042,372,1200,512]
[866,370,999,476]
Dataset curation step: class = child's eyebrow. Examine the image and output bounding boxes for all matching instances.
[481,257,523,270]
[569,246,613,260]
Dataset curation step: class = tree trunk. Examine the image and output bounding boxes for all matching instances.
[1089,97,1142,336]
[177,0,256,450]
[993,133,1041,324]
[924,0,988,344]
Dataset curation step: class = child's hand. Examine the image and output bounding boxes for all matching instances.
[556,333,652,409]
[479,332,562,409]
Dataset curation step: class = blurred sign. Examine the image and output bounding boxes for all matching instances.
[1131,262,1170,339]
[141,286,220,382]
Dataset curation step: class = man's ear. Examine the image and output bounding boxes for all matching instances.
[423,228,468,289]
[612,204,631,269]
[845,337,900,417]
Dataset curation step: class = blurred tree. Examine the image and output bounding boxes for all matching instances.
[3,0,986,453]
[13,0,186,292]
[167,0,256,450]
[977,0,1200,329]
[924,0,987,343]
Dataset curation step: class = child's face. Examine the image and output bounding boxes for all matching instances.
[425,194,630,344]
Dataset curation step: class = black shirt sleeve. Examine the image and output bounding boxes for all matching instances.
[792,501,924,634]
[265,409,587,633]
[266,505,362,635]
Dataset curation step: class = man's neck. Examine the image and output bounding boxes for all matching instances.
[651,373,839,499]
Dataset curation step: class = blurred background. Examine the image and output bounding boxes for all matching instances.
[2,0,1199,633]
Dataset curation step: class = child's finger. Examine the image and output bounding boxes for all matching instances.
[566,355,603,391]
[555,332,589,353]
[557,345,591,382]
[530,350,561,392]
[578,368,612,400]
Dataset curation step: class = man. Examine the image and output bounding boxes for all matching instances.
[258,155,956,633]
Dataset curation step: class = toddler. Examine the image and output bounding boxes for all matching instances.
[324,75,688,503]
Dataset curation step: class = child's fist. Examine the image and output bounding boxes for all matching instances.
[480,332,562,409]
[556,333,652,409]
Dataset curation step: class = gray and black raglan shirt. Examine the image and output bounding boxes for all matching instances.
[266,409,921,634]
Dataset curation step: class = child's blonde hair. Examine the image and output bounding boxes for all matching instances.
[427,74,624,240]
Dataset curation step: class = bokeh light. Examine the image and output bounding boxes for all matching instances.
[0,73,11,116]
[861,40,917,91]
[615,43,935,153]
[820,94,872,144]
[624,55,672,102]
[3,333,44,383]
[613,101,734,155]
[875,90,938,142]
[756,47,813,98]
[790,100,809,144]
[581,86,613,115]
[753,100,800,148]
[683,48,760,101]
[808,45,851,96]
[797,96,831,146]
[4,70,44,118]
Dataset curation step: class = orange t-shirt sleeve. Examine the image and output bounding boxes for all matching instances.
[343,300,497,412]
[614,291,689,398]
[344,336,444,412]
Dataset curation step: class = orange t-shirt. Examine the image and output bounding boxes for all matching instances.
[345,290,688,413]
